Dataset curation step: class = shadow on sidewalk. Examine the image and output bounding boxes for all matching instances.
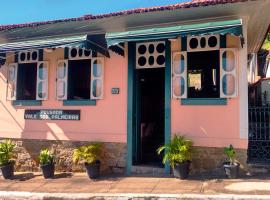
[11,173,38,181]
[51,172,73,179]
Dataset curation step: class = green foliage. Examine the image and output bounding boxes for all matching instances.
[39,149,54,165]
[0,140,15,166]
[224,144,236,165]
[262,33,270,51]
[157,135,193,168]
[72,143,102,165]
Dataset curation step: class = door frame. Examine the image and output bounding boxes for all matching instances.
[126,40,171,175]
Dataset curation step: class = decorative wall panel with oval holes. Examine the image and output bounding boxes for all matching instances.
[68,47,92,60]
[7,63,18,100]
[187,35,220,52]
[220,48,237,98]
[172,52,187,99]
[18,50,39,63]
[136,41,166,69]
[36,61,49,100]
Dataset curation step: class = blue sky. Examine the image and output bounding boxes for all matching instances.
[0,0,188,25]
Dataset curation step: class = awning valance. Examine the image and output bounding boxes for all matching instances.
[0,34,110,57]
[106,19,243,46]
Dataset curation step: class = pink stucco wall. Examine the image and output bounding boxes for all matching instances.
[170,36,248,149]
[0,49,128,143]
[171,99,247,149]
[0,35,248,149]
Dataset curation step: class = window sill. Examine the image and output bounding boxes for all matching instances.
[63,100,96,106]
[12,100,42,106]
[181,98,227,105]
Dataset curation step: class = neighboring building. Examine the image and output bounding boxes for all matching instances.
[0,0,269,174]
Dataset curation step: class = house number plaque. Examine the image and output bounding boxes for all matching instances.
[111,88,120,94]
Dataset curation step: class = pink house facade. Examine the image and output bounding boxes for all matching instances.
[0,0,269,174]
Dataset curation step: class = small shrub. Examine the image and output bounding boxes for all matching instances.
[0,140,15,166]
[157,135,193,168]
[224,144,236,165]
[39,149,54,165]
[73,143,102,165]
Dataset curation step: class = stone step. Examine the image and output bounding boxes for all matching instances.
[247,163,270,174]
[131,165,166,175]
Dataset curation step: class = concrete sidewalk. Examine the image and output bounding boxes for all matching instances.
[1,172,270,199]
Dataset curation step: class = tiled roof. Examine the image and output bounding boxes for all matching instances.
[0,0,252,31]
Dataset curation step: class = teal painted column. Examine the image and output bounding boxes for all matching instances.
[164,40,171,174]
[126,42,135,175]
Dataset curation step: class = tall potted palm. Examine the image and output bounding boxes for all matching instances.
[157,135,193,179]
[0,140,15,179]
[39,149,55,179]
[73,143,102,179]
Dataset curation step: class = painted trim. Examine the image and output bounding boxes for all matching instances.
[38,49,43,61]
[126,42,135,175]
[64,47,69,59]
[220,34,227,48]
[14,52,18,63]
[181,37,187,51]
[181,98,227,105]
[239,19,249,140]
[63,100,96,106]
[12,100,42,106]
[164,40,171,174]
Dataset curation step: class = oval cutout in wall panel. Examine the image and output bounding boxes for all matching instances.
[18,50,39,63]
[136,41,166,69]
[68,47,92,60]
[187,35,220,52]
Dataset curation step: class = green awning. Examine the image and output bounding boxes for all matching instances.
[106,19,243,46]
[0,34,110,57]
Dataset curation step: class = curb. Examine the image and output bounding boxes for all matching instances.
[1,192,270,200]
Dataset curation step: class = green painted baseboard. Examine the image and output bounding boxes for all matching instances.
[181,98,227,105]
[63,100,96,106]
[12,100,42,106]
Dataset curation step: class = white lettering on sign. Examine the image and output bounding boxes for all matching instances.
[24,110,80,121]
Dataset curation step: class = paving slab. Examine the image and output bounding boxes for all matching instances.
[1,172,270,199]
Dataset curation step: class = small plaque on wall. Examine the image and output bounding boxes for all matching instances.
[24,109,80,120]
[111,88,120,94]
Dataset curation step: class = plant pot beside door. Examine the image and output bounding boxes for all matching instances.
[157,135,193,179]
[39,149,55,179]
[0,140,16,179]
[73,143,103,179]
[223,145,240,179]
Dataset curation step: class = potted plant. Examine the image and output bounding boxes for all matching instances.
[223,144,239,179]
[73,143,102,179]
[0,140,15,179]
[39,149,55,179]
[157,135,193,179]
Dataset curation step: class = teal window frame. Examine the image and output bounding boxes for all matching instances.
[12,100,42,106]
[63,99,96,106]
[181,98,227,105]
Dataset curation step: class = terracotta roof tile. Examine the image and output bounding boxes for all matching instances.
[0,0,252,31]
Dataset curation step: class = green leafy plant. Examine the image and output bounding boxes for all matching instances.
[157,135,193,168]
[39,149,54,165]
[0,140,15,166]
[73,143,102,165]
[262,33,270,51]
[224,144,236,165]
